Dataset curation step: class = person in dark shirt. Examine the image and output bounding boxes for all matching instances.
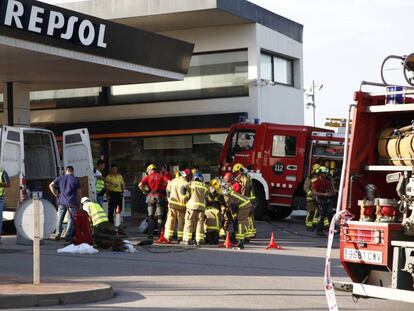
[313,166,335,236]
[49,166,81,241]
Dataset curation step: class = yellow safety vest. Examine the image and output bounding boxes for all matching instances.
[85,202,108,226]
[96,179,105,193]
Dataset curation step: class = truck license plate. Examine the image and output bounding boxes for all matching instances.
[343,248,383,264]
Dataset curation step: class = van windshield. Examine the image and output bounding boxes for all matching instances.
[24,132,58,179]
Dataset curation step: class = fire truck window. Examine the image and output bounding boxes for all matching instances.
[272,135,297,157]
[233,131,255,151]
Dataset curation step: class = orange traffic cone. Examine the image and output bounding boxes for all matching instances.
[218,231,236,249]
[266,232,283,250]
[156,228,171,244]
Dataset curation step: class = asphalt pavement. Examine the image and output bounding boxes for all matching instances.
[0,214,413,310]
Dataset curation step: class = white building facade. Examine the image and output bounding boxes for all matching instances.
[8,0,304,182]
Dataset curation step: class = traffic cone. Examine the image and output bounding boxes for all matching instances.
[218,231,236,249]
[266,232,283,250]
[156,228,171,244]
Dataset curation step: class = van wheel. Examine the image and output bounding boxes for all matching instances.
[253,181,267,220]
[267,206,293,220]
[2,220,16,234]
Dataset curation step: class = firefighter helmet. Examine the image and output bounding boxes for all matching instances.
[223,172,233,183]
[232,163,245,173]
[319,166,329,174]
[146,164,157,173]
[209,178,221,190]
[193,172,204,182]
[312,163,320,173]
[81,197,90,205]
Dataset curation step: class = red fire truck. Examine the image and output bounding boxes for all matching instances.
[335,53,414,302]
[219,122,345,219]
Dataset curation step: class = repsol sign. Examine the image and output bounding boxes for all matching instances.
[0,0,107,48]
[0,0,194,74]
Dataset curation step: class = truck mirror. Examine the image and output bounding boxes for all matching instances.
[404,53,414,72]
[386,172,401,183]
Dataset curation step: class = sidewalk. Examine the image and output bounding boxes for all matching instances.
[0,276,113,309]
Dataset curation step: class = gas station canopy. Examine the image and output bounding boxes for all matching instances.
[0,0,194,90]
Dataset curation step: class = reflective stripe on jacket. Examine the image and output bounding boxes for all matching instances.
[224,189,252,211]
[166,176,189,211]
[186,181,208,211]
[84,202,108,226]
[236,173,256,201]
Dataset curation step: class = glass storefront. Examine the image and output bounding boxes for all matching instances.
[91,133,227,186]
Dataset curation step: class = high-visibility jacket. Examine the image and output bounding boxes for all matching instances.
[83,202,108,226]
[166,176,189,211]
[304,176,318,201]
[96,179,105,193]
[206,191,223,209]
[0,169,4,197]
[186,180,208,211]
[223,189,252,212]
[236,173,256,203]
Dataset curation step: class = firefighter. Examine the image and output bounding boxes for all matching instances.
[222,186,252,249]
[313,166,335,236]
[304,164,320,231]
[138,164,170,238]
[164,171,189,242]
[183,172,208,246]
[205,178,223,245]
[220,172,238,238]
[80,197,124,250]
[232,163,256,239]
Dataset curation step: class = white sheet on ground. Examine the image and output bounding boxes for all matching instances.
[57,243,99,254]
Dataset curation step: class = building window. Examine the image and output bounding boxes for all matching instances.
[27,50,248,109]
[111,49,249,103]
[261,52,294,86]
[272,135,297,157]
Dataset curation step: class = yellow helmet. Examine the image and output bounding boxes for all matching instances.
[312,163,320,173]
[146,164,157,173]
[209,178,221,190]
[319,166,329,174]
[232,163,245,173]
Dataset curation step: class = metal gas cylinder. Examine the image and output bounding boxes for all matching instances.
[375,198,399,223]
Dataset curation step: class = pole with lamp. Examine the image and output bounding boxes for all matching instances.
[305,80,323,127]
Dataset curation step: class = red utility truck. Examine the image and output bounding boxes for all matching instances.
[335,53,414,303]
[219,122,345,219]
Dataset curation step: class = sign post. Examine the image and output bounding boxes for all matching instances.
[33,194,40,285]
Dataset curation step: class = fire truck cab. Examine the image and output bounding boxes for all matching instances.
[219,122,345,219]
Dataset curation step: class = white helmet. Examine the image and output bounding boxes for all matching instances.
[81,197,90,205]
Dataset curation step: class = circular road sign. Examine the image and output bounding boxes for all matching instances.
[14,199,57,241]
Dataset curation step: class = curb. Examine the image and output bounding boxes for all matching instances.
[0,283,114,309]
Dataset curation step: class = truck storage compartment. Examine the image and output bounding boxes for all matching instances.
[24,131,58,204]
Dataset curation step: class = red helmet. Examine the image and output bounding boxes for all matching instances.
[223,172,233,183]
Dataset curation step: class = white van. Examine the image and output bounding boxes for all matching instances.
[1,126,96,225]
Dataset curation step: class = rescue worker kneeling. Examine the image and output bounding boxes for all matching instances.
[183,172,208,246]
[204,178,222,245]
[80,197,124,250]
[222,187,252,249]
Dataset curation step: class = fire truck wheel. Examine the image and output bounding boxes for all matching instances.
[253,181,267,220]
[267,206,293,220]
